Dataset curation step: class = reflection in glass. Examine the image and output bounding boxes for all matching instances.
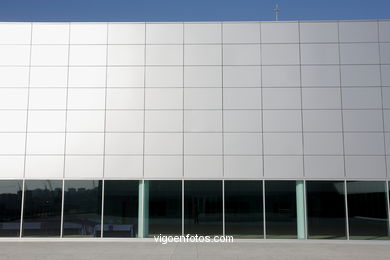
[184,181,222,235]
[306,181,346,239]
[265,181,297,238]
[148,180,182,236]
[22,180,62,237]
[225,181,263,238]
[347,181,388,240]
[0,180,22,237]
[103,180,138,237]
[63,180,102,237]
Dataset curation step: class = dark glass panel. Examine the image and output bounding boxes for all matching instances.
[0,180,22,237]
[265,181,297,238]
[184,181,222,235]
[306,181,346,239]
[63,180,102,237]
[225,180,263,238]
[103,180,138,237]
[148,180,182,236]
[22,180,62,237]
[347,181,388,240]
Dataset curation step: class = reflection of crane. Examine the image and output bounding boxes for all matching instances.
[45,180,53,191]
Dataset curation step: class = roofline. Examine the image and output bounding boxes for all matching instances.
[0,19,390,24]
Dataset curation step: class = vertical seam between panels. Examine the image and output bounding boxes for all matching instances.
[182,22,185,178]
[221,22,225,178]
[260,22,265,179]
[298,22,305,178]
[60,22,71,238]
[181,24,185,235]
[260,22,266,239]
[100,23,109,238]
[377,21,388,178]
[141,23,147,237]
[142,23,147,179]
[337,21,348,179]
[20,22,33,238]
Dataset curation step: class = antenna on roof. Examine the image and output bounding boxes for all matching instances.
[273,4,281,21]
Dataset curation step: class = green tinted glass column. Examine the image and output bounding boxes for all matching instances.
[138,180,149,238]
[296,181,306,239]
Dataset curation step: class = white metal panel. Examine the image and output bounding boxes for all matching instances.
[65,155,104,178]
[223,22,260,44]
[104,155,143,178]
[25,156,64,179]
[261,22,299,43]
[345,156,386,179]
[264,156,304,178]
[144,156,183,178]
[184,23,221,44]
[0,156,25,179]
[146,23,183,44]
[108,23,145,44]
[32,23,69,44]
[224,156,262,178]
[184,156,223,178]
[0,23,31,44]
[70,23,107,44]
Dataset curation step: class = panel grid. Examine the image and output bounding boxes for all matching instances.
[0,21,388,181]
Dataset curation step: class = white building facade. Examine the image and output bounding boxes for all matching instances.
[0,20,389,239]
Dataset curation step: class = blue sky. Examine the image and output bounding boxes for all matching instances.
[0,0,389,22]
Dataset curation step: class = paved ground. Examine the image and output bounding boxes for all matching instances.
[0,240,389,260]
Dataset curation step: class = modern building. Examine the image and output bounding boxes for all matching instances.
[0,20,389,240]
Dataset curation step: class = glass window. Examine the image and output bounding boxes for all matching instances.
[22,180,62,237]
[225,180,263,238]
[103,180,138,238]
[0,180,22,237]
[265,181,297,238]
[63,180,102,237]
[148,180,182,236]
[184,181,222,235]
[347,181,388,240]
[306,181,346,239]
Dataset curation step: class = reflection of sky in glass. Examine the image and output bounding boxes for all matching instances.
[65,180,101,191]
[24,180,62,191]
[0,181,22,194]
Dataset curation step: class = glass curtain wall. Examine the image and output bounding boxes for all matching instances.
[22,180,62,237]
[103,180,138,238]
[347,181,388,240]
[63,180,102,237]
[224,180,263,238]
[184,181,223,235]
[306,181,346,239]
[148,180,182,236]
[265,181,297,239]
[0,180,23,237]
[1,179,390,239]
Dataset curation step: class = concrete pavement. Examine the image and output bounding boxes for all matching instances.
[0,240,389,260]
